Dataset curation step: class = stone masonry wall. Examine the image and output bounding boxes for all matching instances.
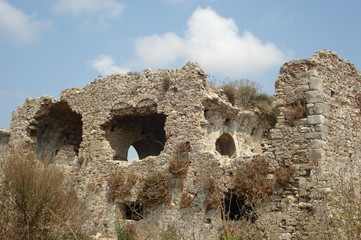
[4,50,361,239]
[266,50,361,239]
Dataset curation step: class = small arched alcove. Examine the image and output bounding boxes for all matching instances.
[215,133,236,157]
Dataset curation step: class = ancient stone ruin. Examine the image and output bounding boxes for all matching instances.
[1,50,361,239]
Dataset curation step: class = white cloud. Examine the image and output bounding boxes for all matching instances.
[0,0,51,45]
[53,0,124,18]
[90,55,128,76]
[134,7,290,76]
[135,32,184,67]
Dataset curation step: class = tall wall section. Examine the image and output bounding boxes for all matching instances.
[267,50,361,239]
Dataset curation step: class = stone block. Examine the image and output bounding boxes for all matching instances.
[309,139,326,149]
[315,124,328,133]
[305,91,323,103]
[314,103,329,115]
[305,132,326,140]
[308,148,325,161]
[295,70,318,79]
[309,77,323,91]
[284,86,293,94]
[270,129,283,139]
[307,115,325,125]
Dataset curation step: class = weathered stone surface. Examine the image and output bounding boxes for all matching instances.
[305,91,323,103]
[4,50,361,240]
[308,148,325,161]
[309,76,323,91]
[307,115,326,125]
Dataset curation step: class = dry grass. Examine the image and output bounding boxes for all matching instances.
[284,99,307,123]
[115,220,181,240]
[169,142,191,176]
[108,171,138,202]
[139,170,171,208]
[180,192,194,208]
[0,151,88,240]
[214,79,277,127]
[232,157,274,206]
[275,165,296,188]
[314,165,361,240]
[203,176,223,211]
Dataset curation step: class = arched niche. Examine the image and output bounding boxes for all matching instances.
[215,133,236,157]
[104,113,167,161]
[30,101,83,163]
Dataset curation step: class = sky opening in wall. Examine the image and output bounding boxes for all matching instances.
[0,0,360,128]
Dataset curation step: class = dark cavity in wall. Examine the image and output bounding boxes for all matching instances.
[104,113,167,161]
[216,133,236,157]
[30,101,83,163]
[121,203,143,221]
[222,192,256,222]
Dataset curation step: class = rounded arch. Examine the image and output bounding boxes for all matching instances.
[216,133,236,157]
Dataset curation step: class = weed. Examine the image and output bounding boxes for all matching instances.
[161,225,180,240]
[115,221,136,240]
[275,165,296,188]
[203,176,223,211]
[284,99,307,123]
[108,171,138,201]
[180,192,194,208]
[162,76,171,92]
[316,165,361,239]
[232,157,274,206]
[169,142,191,176]
[139,170,171,208]
[0,151,88,240]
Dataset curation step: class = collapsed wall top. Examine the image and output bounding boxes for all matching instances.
[9,62,267,164]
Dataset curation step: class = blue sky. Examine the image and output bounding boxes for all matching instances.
[1,0,361,129]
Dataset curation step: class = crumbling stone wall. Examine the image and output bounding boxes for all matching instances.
[8,62,269,239]
[5,50,361,239]
[266,50,361,239]
[0,128,10,156]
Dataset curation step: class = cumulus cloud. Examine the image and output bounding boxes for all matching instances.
[53,0,124,18]
[90,55,128,76]
[134,7,290,76]
[0,0,51,45]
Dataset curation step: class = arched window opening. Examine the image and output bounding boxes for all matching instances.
[216,133,236,157]
[30,101,83,163]
[127,145,139,163]
[104,113,167,161]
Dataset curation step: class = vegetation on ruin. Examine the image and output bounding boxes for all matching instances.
[108,170,138,202]
[314,165,361,240]
[115,221,180,240]
[0,150,88,240]
[284,99,307,124]
[210,78,279,127]
[168,142,192,177]
[138,170,172,208]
